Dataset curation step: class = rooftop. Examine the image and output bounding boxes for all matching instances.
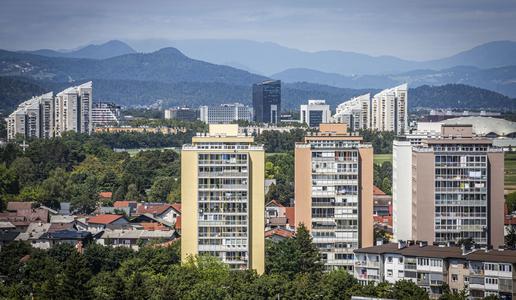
[87,214,126,225]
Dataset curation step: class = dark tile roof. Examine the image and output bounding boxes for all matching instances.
[354,243,516,264]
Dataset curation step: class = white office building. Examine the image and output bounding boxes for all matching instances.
[333,94,371,131]
[300,100,332,128]
[199,103,253,124]
[371,84,408,135]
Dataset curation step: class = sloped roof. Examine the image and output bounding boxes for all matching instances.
[171,203,181,213]
[285,207,295,227]
[87,214,126,225]
[7,202,33,211]
[15,223,51,241]
[99,192,113,199]
[373,186,386,196]
[266,200,284,208]
[114,201,137,208]
[136,203,173,216]
[442,116,516,136]
[265,228,295,239]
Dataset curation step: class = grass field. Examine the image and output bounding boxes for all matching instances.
[505,152,516,192]
[374,153,392,165]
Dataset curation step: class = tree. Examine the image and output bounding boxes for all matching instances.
[148,176,174,202]
[266,224,323,278]
[10,157,36,187]
[59,251,92,300]
[390,280,429,300]
[506,191,516,213]
[505,226,516,249]
[439,284,468,300]
[125,183,140,202]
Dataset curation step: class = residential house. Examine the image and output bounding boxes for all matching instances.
[136,203,180,225]
[86,214,129,233]
[15,222,51,249]
[354,242,516,299]
[265,200,295,230]
[97,229,177,251]
[265,228,295,242]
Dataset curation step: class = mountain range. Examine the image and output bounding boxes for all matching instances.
[24,40,136,60]
[0,40,515,112]
[123,39,516,76]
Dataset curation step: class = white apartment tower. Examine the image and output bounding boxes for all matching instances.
[55,81,93,136]
[5,92,54,140]
[333,94,371,131]
[371,84,408,135]
[199,103,253,124]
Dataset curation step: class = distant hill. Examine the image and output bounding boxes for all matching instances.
[125,39,516,76]
[425,41,516,70]
[26,40,136,60]
[0,48,267,86]
[0,77,49,113]
[273,65,516,98]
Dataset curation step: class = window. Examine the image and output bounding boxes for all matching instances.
[387,270,393,277]
[398,270,404,277]
[452,274,458,282]
[388,256,393,263]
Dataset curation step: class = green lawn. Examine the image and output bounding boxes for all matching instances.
[505,152,516,191]
[374,153,392,165]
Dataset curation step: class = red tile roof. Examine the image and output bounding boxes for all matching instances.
[7,202,34,211]
[171,203,181,213]
[87,214,125,225]
[139,222,170,231]
[98,192,112,199]
[285,207,295,227]
[266,200,284,208]
[175,216,181,230]
[113,201,137,208]
[373,186,386,196]
[265,228,294,239]
[136,204,173,216]
[374,215,393,227]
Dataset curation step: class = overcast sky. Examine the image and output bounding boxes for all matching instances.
[1,0,516,60]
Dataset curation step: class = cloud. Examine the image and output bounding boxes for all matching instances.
[0,0,515,60]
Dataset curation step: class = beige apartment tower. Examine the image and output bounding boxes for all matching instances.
[403,125,505,247]
[181,124,265,274]
[295,123,373,270]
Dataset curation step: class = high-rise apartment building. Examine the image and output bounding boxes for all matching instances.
[371,84,408,135]
[333,94,371,131]
[181,124,265,273]
[199,103,253,124]
[252,80,281,124]
[393,125,505,247]
[5,92,54,140]
[295,123,373,270]
[54,81,93,136]
[300,100,332,128]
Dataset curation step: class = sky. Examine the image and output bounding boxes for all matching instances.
[1,0,516,60]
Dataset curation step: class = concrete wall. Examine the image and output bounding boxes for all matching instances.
[359,147,374,248]
[180,150,198,263]
[393,140,413,241]
[488,151,505,248]
[412,151,435,243]
[249,150,265,274]
[294,145,312,230]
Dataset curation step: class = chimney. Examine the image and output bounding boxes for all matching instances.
[419,241,428,247]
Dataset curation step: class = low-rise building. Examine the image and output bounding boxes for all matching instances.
[86,214,129,233]
[354,242,516,299]
[97,229,177,251]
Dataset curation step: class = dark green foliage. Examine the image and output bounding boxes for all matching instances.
[374,161,393,195]
[266,224,324,278]
[255,129,307,153]
[360,129,396,154]
[265,152,295,205]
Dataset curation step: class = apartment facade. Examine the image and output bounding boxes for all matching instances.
[295,123,373,270]
[354,242,516,300]
[393,125,505,248]
[300,100,332,128]
[252,80,281,124]
[92,102,120,127]
[5,92,54,140]
[371,83,408,135]
[164,107,198,121]
[181,124,264,273]
[199,103,253,124]
[54,81,93,136]
[334,93,371,131]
